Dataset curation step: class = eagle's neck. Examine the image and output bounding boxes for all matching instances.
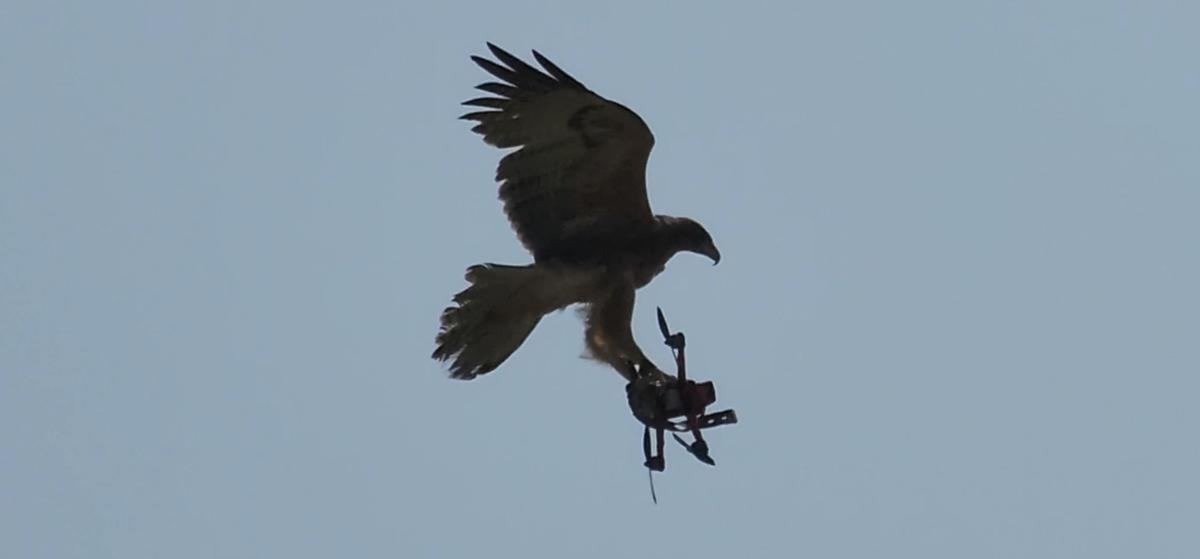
[624,216,695,287]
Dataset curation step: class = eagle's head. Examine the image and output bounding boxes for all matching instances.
[659,216,721,265]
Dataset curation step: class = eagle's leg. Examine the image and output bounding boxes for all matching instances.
[617,356,667,384]
[633,356,667,381]
[583,280,667,382]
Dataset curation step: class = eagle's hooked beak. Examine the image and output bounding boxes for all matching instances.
[703,243,721,266]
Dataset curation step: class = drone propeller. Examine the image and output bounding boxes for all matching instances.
[672,434,716,466]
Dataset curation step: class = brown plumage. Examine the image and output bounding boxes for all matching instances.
[433,43,720,380]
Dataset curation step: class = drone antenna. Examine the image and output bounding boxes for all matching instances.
[648,468,658,504]
[642,425,659,504]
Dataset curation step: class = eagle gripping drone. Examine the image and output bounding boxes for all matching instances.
[626,308,738,500]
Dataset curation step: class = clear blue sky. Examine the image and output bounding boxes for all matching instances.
[3,2,1198,557]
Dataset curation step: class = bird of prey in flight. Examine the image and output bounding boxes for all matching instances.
[433,43,720,381]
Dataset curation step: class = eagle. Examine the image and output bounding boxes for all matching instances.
[433,44,720,381]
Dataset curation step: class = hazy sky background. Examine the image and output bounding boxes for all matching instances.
[3,1,1198,557]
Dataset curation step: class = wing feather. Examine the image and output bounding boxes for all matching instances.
[461,97,508,109]
[475,82,521,98]
[532,50,587,89]
[486,43,559,89]
[461,44,656,262]
[458,110,501,122]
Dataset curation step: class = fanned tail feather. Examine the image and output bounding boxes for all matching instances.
[433,263,595,379]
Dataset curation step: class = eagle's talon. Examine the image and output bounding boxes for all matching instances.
[620,360,640,380]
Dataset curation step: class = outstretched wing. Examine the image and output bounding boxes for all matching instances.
[461,43,657,263]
